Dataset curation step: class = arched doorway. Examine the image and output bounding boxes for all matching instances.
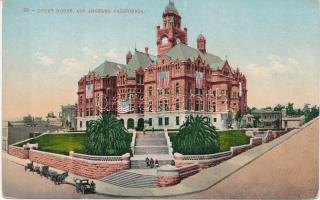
[119,119,124,126]
[137,118,144,130]
[127,118,134,129]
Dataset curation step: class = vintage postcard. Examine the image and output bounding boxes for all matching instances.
[2,0,319,199]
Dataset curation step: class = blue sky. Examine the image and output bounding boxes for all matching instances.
[3,0,320,120]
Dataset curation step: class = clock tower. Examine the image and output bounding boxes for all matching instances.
[156,0,188,56]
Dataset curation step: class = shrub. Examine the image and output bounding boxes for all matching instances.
[85,112,131,156]
[172,115,219,155]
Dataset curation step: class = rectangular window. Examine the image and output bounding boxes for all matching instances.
[213,118,217,122]
[158,100,163,111]
[176,116,180,125]
[165,117,169,125]
[158,117,163,126]
[164,100,169,111]
[187,99,192,110]
[212,90,216,96]
[149,118,152,126]
[165,88,170,94]
[80,121,82,128]
[148,101,152,112]
[221,90,225,96]
[130,104,134,112]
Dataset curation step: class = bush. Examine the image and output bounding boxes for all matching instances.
[172,115,219,155]
[85,112,131,156]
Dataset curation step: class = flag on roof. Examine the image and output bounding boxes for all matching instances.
[118,100,129,114]
[196,71,204,89]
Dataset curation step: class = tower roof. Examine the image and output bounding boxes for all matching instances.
[197,33,206,40]
[164,1,179,15]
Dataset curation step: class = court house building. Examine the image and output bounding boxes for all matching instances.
[76,1,248,131]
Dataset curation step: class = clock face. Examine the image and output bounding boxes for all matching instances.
[176,38,181,44]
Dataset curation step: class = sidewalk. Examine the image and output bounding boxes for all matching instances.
[4,117,318,197]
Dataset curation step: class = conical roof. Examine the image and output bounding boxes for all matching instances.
[164,1,179,15]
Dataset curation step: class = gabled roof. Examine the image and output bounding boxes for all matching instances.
[93,60,125,77]
[126,51,154,76]
[165,43,224,70]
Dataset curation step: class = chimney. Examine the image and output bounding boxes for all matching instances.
[145,47,149,55]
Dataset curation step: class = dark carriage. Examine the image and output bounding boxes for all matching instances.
[24,161,35,172]
[51,172,69,185]
[40,165,51,178]
[74,178,95,194]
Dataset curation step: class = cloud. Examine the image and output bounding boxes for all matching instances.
[105,48,119,61]
[35,52,55,66]
[61,58,89,77]
[288,58,298,65]
[245,55,300,80]
[81,47,99,61]
[245,63,272,79]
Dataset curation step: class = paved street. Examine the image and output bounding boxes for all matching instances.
[181,118,319,199]
[2,158,109,199]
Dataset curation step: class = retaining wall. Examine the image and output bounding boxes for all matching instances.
[8,146,29,159]
[26,150,130,179]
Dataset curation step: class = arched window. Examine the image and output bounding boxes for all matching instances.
[176,82,180,94]
[161,36,168,45]
[175,99,180,110]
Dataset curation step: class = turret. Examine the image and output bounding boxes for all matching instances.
[197,34,206,54]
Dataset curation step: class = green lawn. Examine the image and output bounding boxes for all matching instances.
[169,130,250,153]
[15,132,133,156]
[15,134,87,155]
[218,130,250,152]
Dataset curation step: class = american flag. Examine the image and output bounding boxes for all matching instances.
[86,84,93,99]
[196,71,204,89]
[117,100,129,113]
[157,71,169,89]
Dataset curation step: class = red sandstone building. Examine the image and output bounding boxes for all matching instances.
[76,1,247,131]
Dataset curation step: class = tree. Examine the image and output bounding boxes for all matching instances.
[286,103,295,116]
[85,112,131,156]
[46,111,56,119]
[172,115,219,155]
[235,111,242,128]
[226,112,233,129]
[253,116,261,128]
[305,105,319,122]
[274,104,285,112]
[247,106,256,114]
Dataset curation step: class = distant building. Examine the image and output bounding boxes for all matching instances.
[61,104,77,130]
[47,118,62,127]
[252,109,282,129]
[7,120,59,148]
[2,121,8,151]
[282,115,305,129]
[241,114,254,128]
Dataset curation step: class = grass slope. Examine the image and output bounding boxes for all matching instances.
[16,134,86,155]
[169,130,250,154]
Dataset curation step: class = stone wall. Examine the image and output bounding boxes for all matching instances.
[28,150,130,179]
[157,163,200,187]
[174,137,264,169]
[8,146,29,159]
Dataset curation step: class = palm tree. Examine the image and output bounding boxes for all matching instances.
[85,112,131,156]
[173,115,219,155]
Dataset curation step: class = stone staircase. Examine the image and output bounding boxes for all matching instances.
[131,159,171,169]
[100,170,157,188]
[134,132,169,155]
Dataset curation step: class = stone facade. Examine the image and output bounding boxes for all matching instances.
[76,1,247,131]
[61,104,77,130]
